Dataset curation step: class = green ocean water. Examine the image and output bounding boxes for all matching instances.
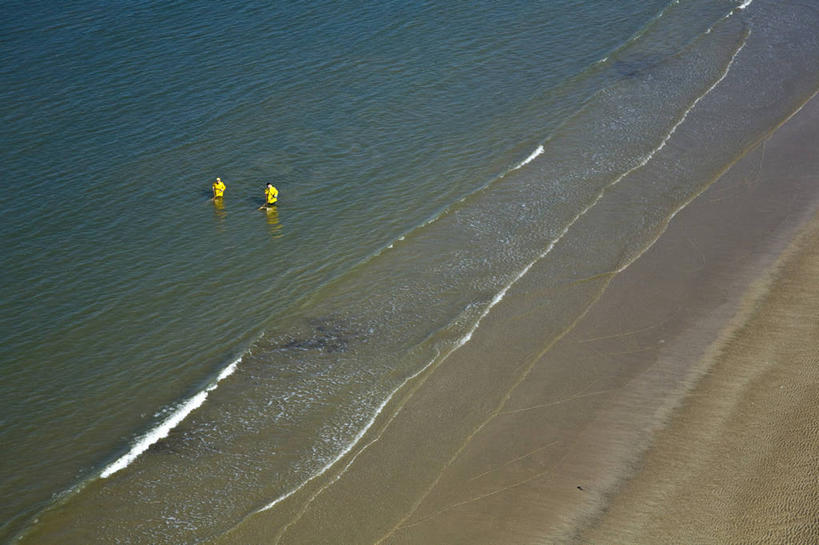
[2,0,817,542]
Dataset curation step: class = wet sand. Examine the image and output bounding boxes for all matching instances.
[573,115,819,542]
[577,207,819,544]
[217,93,819,545]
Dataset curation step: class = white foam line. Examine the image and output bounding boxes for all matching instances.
[612,0,679,57]
[737,0,753,10]
[339,34,752,542]
[264,286,535,538]
[258,266,538,517]
[257,345,441,513]
[100,356,243,479]
[514,145,544,170]
[257,236,551,516]
[593,28,748,199]
[619,87,818,277]
[260,217,570,542]
[213,358,240,385]
[380,144,544,257]
[255,26,750,522]
[249,23,750,525]
[259,144,583,520]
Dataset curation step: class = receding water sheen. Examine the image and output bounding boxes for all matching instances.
[1,0,817,542]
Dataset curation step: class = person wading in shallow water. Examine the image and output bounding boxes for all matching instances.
[260,182,278,209]
[211,177,226,200]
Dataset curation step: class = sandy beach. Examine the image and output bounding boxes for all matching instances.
[7,2,819,542]
[213,91,819,545]
[578,206,819,544]
[573,108,819,542]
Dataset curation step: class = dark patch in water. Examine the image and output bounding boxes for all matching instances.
[148,435,184,455]
[612,53,664,79]
[275,317,363,354]
[147,426,216,459]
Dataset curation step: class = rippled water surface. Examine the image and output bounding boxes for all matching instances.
[2,0,817,542]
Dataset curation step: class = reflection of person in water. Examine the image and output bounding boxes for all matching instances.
[212,193,226,221]
[264,205,283,238]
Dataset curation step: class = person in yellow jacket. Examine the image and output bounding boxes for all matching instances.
[261,182,279,209]
[211,177,226,199]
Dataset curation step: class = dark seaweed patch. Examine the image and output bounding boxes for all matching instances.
[275,317,363,354]
[612,53,664,79]
[148,433,184,455]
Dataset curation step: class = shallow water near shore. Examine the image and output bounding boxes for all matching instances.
[2,0,818,543]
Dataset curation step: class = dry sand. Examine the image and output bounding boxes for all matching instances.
[217,94,819,545]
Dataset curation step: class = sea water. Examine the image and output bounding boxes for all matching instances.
[1,0,817,543]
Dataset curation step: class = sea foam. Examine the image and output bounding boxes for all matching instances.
[100,358,240,478]
[515,145,544,170]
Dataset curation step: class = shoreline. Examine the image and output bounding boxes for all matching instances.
[214,96,819,544]
[572,104,819,542]
[578,192,819,545]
